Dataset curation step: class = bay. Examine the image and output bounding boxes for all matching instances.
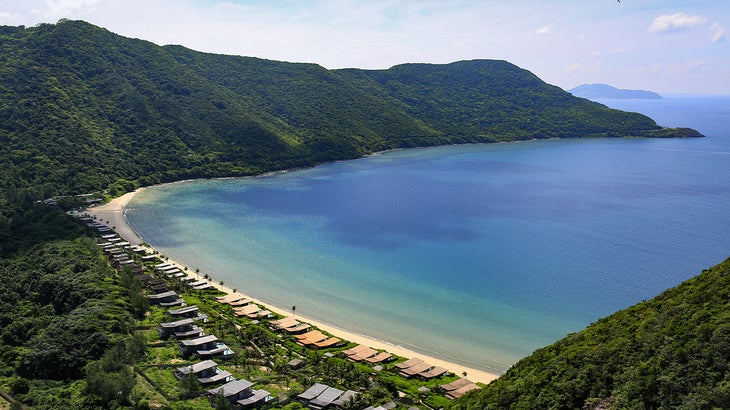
[127,95,730,374]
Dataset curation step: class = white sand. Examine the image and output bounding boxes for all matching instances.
[85,189,501,385]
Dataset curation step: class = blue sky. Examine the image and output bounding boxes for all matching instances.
[1,0,728,94]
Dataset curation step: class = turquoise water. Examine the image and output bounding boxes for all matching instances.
[127,95,730,373]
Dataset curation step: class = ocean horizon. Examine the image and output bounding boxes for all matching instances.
[126,95,730,374]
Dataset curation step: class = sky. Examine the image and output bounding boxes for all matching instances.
[0,0,728,94]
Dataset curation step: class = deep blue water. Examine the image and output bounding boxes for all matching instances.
[127,95,730,373]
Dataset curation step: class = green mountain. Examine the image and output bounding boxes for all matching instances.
[0,20,699,201]
[450,258,730,409]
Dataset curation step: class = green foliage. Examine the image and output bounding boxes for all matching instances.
[451,258,730,410]
[0,20,699,227]
[0,216,141,407]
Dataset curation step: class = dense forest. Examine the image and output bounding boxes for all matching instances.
[0,20,699,216]
[0,19,721,410]
[450,258,730,409]
[0,206,147,408]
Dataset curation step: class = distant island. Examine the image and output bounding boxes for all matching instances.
[569,84,663,99]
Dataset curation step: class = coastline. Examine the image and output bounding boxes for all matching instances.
[85,189,502,385]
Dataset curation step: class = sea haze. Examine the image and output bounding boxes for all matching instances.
[127,95,730,373]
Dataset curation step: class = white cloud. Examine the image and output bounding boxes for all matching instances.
[564,63,580,72]
[0,11,17,24]
[649,60,707,75]
[43,0,99,19]
[536,25,552,35]
[710,22,726,42]
[648,12,706,33]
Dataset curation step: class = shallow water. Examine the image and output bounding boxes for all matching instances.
[128,95,730,373]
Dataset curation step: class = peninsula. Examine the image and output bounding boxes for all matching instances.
[569,83,663,99]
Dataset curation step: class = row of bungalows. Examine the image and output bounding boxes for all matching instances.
[168,304,272,409]
[394,357,448,379]
[155,263,217,290]
[79,217,113,235]
[297,383,359,410]
[295,330,342,349]
[155,263,184,277]
[174,361,272,409]
[206,378,272,409]
[341,345,392,364]
[96,236,144,274]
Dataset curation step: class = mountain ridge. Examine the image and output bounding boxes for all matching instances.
[0,19,701,222]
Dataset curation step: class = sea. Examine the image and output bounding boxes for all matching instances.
[126,95,730,374]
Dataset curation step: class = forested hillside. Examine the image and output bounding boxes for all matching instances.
[0,20,699,206]
[450,258,730,409]
[0,206,146,408]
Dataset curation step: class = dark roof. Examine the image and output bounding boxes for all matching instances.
[180,334,218,347]
[176,359,217,375]
[309,386,344,408]
[298,383,329,401]
[168,305,199,315]
[208,379,254,398]
[237,389,271,407]
[159,318,195,328]
[332,390,358,407]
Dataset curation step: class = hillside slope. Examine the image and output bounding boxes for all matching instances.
[451,258,730,409]
[0,20,700,199]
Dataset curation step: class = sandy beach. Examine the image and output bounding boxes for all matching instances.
[85,189,501,385]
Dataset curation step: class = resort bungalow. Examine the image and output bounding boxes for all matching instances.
[193,282,216,291]
[149,282,171,294]
[206,379,272,409]
[395,357,448,379]
[130,245,147,254]
[178,335,234,359]
[342,345,392,364]
[168,305,208,322]
[148,291,181,306]
[157,318,204,339]
[269,317,311,335]
[439,378,480,400]
[295,330,342,349]
[174,359,233,386]
[297,383,358,410]
[233,304,272,319]
[141,254,160,262]
[215,294,250,307]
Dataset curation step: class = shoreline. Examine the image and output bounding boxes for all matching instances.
[85,189,502,385]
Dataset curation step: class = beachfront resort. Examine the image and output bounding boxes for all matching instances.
[77,213,483,409]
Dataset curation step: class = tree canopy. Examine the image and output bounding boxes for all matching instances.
[451,258,730,409]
